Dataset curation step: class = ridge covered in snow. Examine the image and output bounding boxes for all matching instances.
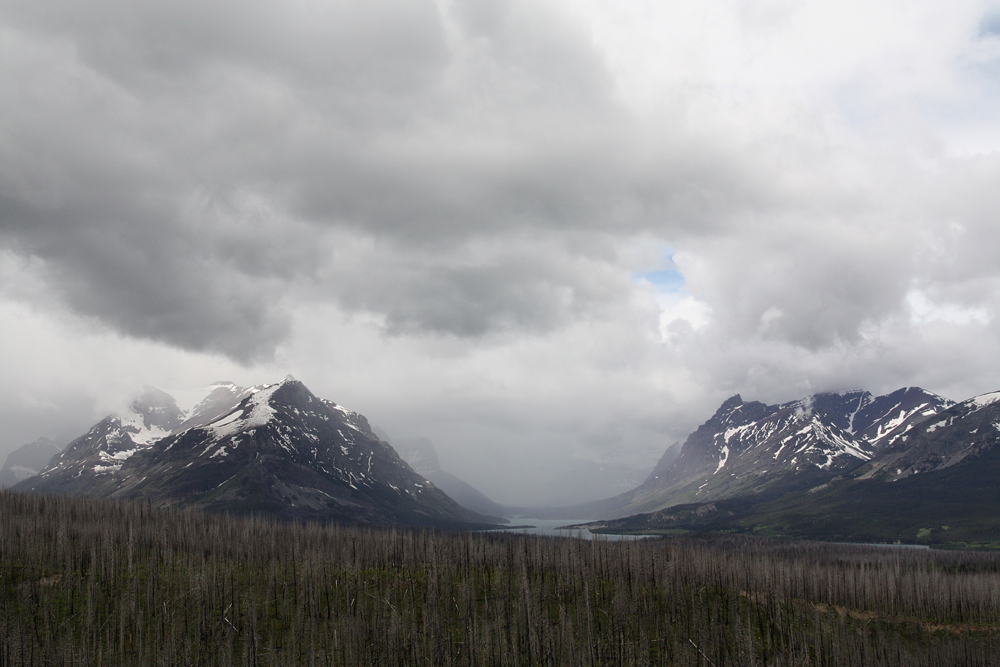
[20,377,496,528]
[854,388,1000,481]
[603,386,954,517]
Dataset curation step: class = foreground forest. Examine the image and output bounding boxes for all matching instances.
[3,491,1000,665]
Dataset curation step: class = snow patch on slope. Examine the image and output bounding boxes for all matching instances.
[208,384,279,439]
[119,413,170,446]
[970,392,1000,410]
[715,446,730,473]
[873,408,914,440]
[845,392,869,434]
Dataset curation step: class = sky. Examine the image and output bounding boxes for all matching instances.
[2,0,1000,505]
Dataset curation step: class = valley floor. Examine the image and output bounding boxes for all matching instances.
[3,490,1000,665]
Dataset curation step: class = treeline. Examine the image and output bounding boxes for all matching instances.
[2,489,1000,666]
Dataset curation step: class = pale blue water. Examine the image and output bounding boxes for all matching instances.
[493,517,657,541]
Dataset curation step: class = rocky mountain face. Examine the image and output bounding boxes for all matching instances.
[856,390,1000,481]
[585,387,1000,547]
[596,387,952,517]
[0,437,62,487]
[19,378,499,528]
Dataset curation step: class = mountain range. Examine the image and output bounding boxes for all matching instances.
[11,376,1000,544]
[582,387,1000,547]
[16,377,501,528]
[526,387,948,519]
[610,387,952,513]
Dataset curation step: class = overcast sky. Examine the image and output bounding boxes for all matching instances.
[2,0,1000,505]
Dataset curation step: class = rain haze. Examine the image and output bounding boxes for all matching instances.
[2,0,1000,505]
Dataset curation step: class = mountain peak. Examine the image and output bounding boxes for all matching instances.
[711,394,744,421]
[394,437,441,476]
[720,394,743,409]
[19,378,495,528]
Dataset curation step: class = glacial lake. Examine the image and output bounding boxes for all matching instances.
[490,521,932,548]
[492,517,658,541]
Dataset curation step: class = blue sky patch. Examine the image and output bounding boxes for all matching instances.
[633,246,686,293]
[979,10,1000,36]
[639,268,686,291]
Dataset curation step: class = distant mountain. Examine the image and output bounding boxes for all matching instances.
[0,437,61,487]
[18,378,500,528]
[392,436,508,518]
[394,436,441,477]
[584,388,1000,547]
[566,387,952,519]
[642,442,682,488]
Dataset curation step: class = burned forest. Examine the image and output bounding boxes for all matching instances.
[3,490,1000,665]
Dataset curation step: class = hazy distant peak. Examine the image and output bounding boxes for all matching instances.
[0,437,62,487]
[129,386,184,432]
[394,437,441,476]
[209,381,239,389]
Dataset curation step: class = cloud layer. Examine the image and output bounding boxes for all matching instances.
[2,0,1000,503]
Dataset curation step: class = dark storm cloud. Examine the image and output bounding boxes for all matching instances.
[1,0,999,384]
[4,0,449,94]
[1,0,734,356]
[0,172,316,359]
[0,5,373,357]
[328,232,630,337]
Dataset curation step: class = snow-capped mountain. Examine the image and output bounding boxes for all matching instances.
[856,390,1000,481]
[594,387,952,517]
[24,383,239,492]
[582,387,1000,546]
[19,377,498,528]
[0,437,61,487]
